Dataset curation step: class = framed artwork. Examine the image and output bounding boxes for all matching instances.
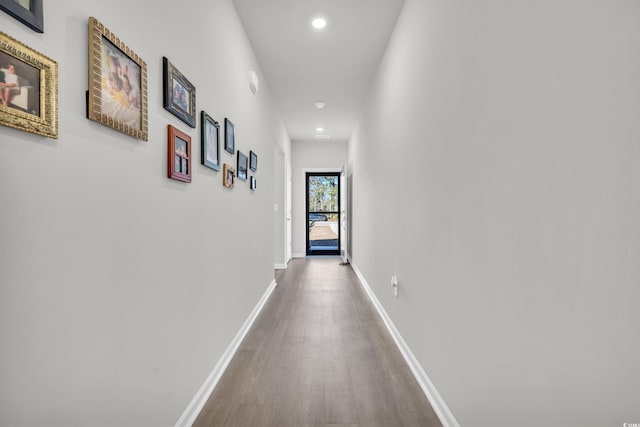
[163,57,196,128]
[249,150,257,172]
[237,151,248,181]
[0,0,43,33]
[223,163,235,189]
[0,31,57,138]
[224,118,234,154]
[201,111,220,171]
[168,124,191,183]
[87,17,148,141]
[250,176,256,191]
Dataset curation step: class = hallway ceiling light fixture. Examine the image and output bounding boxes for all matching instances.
[314,101,326,109]
[316,127,324,132]
[311,17,327,30]
[315,134,331,139]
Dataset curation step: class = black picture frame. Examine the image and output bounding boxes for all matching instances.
[250,176,257,191]
[237,151,248,181]
[201,111,220,171]
[0,0,43,33]
[249,150,258,172]
[163,57,196,128]
[224,118,235,154]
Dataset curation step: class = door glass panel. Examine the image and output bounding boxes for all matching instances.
[308,213,339,251]
[307,174,340,255]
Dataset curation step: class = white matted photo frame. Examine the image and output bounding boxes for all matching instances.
[237,150,248,181]
[249,150,257,172]
[0,31,57,138]
[201,111,220,171]
[87,17,148,141]
[224,118,234,154]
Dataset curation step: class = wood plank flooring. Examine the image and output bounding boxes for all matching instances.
[193,257,442,427]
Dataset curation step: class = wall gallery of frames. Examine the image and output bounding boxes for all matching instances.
[0,7,258,190]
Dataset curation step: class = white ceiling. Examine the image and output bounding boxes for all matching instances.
[232,0,405,143]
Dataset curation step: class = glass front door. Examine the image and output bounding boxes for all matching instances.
[306,173,340,255]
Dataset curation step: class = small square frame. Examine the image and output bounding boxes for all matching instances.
[0,0,43,33]
[163,57,196,128]
[237,150,248,181]
[223,163,235,189]
[249,150,258,172]
[168,124,191,183]
[201,111,220,171]
[87,17,148,141]
[0,31,57,138]
[224,118,234,154]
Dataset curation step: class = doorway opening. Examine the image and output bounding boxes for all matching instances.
[306,172,340,256]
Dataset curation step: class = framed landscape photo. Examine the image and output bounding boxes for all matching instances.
[87,17,148,141]
[237,150,248,181]
[223,163,235,189]
[168,124,191,183]
[163,57,196,128]
[249,150,257,172]
[224,118,234,154]
[201,111,220,171]
[0,0,43,33]
[0,31,57,138]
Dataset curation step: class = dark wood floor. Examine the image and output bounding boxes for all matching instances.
[193,257,442,427]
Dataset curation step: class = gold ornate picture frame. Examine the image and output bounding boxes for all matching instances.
[87,17,148,141]
[0,31,57,139]
[223,163,235,189]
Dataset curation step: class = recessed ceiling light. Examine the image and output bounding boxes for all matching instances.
[315,102,326,109]
[316,127,324,132]
[315,134,331,139]
[311,17,327,30]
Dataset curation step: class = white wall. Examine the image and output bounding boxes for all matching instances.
[0,1,289,426]
[291,140,347,257]
[349,1,640,426]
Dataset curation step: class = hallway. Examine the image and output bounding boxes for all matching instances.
[193,258,442,427]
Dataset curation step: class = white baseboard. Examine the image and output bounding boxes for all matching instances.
[174,279,278,427]
[291,253,306,258]
[274,263,287,270]
[350,262,460,427]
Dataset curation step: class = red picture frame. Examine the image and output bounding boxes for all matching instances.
[168,124,191,183]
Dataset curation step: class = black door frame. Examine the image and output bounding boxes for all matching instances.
[305,172,340,256]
